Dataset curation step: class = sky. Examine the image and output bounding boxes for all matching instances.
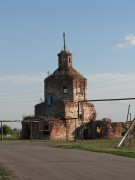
[1,0,135,128]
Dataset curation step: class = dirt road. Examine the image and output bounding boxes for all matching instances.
[0,142,135,180]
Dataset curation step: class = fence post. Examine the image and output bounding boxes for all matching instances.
[1,121,3,141]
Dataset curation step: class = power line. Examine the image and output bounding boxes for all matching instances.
[0,90,42,97]
[0,98,40,103]
[90,87,135,96]
[0,75,134,98]
[90,78,135,90]
[89,74,135,84]
[0,95,43,101]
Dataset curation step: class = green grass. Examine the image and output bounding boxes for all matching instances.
[56,139,135,158]
[1,138,135,158]
[0,166,10,179]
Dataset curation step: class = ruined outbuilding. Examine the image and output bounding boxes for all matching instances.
[22,34,96,140]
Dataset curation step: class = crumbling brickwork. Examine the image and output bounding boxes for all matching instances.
[84,118,133,139]
[22,39,96,140]
[22,38,133,141]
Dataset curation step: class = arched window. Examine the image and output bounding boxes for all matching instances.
[63,86,67,93]
[78,84,83,94]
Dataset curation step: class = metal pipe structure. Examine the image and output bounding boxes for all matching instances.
[78,97,135,119]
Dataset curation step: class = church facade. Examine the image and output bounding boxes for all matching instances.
[21,34,96,140]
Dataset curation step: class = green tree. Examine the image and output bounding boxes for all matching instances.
[0,124,13,135]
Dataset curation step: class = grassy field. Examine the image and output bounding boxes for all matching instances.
[56,139,135,158]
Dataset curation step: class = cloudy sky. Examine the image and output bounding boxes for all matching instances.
[1,0,135,128]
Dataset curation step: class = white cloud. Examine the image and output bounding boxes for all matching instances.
[0,74,47,84]
[115,34,135,49]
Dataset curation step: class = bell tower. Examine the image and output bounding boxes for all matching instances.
[44,33,88,104]
[57,33,72,68]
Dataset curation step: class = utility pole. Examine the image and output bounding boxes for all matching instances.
[126,105,130,124]
[130,113,132,121]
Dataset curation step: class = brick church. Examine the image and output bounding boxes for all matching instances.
[21,34,96,140]
[22,34,134,141]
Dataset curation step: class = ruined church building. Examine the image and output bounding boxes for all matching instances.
[22,34,127,140]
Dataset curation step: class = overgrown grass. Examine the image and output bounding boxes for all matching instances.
[0,166,10,179]
[1,138,135,158]
[56,139,135,158]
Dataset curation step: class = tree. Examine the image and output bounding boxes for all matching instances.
[0,124,13,135]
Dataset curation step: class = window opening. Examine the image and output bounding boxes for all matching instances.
[44,125,49,135]
[63,86,68,93]
[78,84,83,94]
[79,114,82,119]
[47,95,52,106]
